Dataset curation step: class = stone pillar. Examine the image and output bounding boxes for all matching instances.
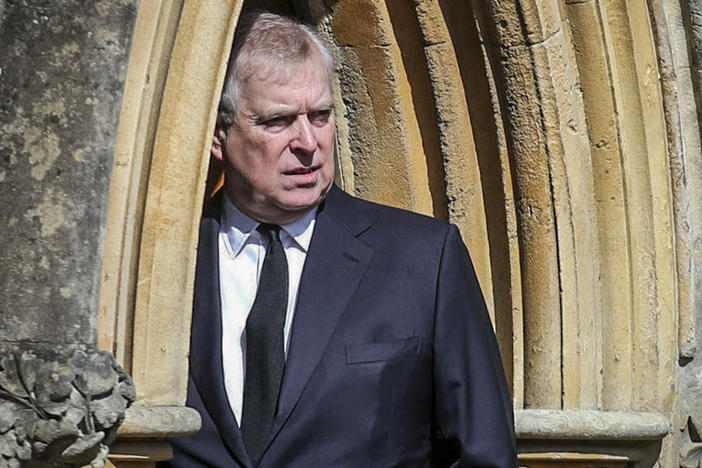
[674,1,702,466]
[466,0,695,465]
[0,1,138,466]
[98,0,241,464]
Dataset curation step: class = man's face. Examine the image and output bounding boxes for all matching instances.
[213,54,336,224]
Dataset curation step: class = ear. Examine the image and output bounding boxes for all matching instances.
[211,127,227,161]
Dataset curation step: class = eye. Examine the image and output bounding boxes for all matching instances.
[308,109,332,126]
[261,115,295,130]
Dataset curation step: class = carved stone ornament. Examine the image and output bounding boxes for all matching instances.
[680,416,702,468]
[0,349,135,468]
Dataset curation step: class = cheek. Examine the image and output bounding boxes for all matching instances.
[321,125,336,145]
[321,156,335,177]
[235,138,279,170]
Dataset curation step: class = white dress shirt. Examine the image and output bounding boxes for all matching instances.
[218,194,316,426]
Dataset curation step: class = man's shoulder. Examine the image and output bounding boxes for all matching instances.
[325,185,453,239]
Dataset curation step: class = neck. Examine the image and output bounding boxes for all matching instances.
[224,191,314,226]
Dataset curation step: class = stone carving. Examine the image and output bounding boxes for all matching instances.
[680,416,702,468]
[0,349,135,468]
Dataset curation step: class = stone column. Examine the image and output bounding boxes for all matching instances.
[674,1,702,466]
[0,1,139,466]
[468,0,683,465]
[98,0,240,464]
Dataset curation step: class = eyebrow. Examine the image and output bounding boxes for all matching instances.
[252,107,295,122]
[253,103,334,123]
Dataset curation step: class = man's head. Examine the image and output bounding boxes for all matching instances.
[212,12,336,224]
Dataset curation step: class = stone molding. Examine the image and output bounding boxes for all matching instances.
[516,410,670,466]
[116,405,201,438]
[516,409,670,440]
[106,405,200,466]
[0,349,135,468]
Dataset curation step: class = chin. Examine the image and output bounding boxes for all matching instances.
[289,181,331,202]
[278,196,322,212]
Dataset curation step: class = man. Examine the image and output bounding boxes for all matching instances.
[167,11,516,468]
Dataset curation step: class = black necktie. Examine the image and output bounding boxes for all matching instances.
[241,224,288,463]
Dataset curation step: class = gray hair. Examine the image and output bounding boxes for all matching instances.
[217,12,335,130]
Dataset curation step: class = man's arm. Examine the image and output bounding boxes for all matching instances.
[432,224,517,467]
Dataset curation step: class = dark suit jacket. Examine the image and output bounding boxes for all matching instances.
[166,185,516,467]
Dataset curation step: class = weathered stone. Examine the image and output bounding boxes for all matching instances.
[117,406,201,438]
[680,444,702,468]
[516,409,670,440]
[0,0,137,347]
[0,348,134,467]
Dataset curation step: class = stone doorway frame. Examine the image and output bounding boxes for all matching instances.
[99,2,243,464]
[97,0,697,466]
[99,0,242,408]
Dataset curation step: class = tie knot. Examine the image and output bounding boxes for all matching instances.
[257,223,281,243]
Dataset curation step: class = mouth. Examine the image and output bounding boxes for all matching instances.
[284,166,318,176]
[283,166,321,186]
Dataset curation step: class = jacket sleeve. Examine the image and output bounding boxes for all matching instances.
[431,224,517,467]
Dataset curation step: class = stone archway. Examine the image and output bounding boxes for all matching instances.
[97,0,702,466]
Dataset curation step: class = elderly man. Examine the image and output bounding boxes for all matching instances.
[166,11,516,468]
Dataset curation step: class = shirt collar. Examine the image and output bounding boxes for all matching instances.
[221,193,316,256]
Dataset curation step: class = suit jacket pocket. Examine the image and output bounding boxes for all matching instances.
[345,336,423,365]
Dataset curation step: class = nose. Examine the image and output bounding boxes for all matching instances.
[290,115,318,155]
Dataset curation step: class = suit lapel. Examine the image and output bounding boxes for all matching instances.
[189,196,253,468]
[264,186,375,451]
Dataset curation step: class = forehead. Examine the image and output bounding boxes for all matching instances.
[241,54,330,97]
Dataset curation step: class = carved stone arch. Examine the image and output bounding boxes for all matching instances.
[99,1,243,465]
[98,2,520,464]
[97,0,700,466]
[469,0,694,466]
[99,0,515,410]
[100,0,242,406]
